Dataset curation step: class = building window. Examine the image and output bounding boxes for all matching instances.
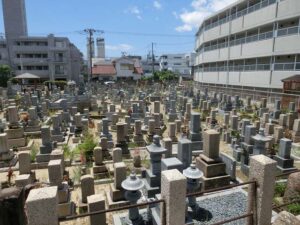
[55,41,65,48]
[55,65,64,74]
[174,63,182,66]
[120,64,133,70]
[55,53,64,62]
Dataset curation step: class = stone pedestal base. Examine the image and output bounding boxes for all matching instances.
[201,174,231,190]
[7,138,26,148]
[51,135,64,143]
[196,155,226,178]
[15,174,32,187]
[93,163,107,173]
[24,125,41,132]
[106,184,129,209]
[5,127,24,139]
[133,134,145,145]
[273,156,295,169]
[92,163,108,179]
[36,153,51,163]
[0,150,14,161]
[109,183,125,202]
[196,154,230,190]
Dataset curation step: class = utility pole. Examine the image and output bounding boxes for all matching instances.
[151,42,155,76]
[81,29,104,84]
[83,28,96,85]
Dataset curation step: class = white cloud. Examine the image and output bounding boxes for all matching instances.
[153,1,162,10]
[125,6,142,20]
[106,44,133,52]
[175,24,193,32]
[175,0,238,32]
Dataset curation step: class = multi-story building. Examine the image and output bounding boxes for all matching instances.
[1,0,83,82]
[159,53,195,79]
[96,37,105,59]
[194,0,300,91]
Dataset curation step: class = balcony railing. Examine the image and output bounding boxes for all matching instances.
[274,62,300,70]
[199,30,274,53]
[277,26,300,37]
[201,0,277,33]
[197,25,300,54]
[196,62,300,72]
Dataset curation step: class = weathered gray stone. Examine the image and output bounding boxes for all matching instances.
[203,129,220,159]
[273,211,300,225]
[161,169,186,225]
[248,155,277,225]
[81,175,95,203]
[48,159,63,186]
[112,148,122,163]
[18,151,31,174]
[25,186,58,225]
[114,162,126,189]
[87,194,106,225]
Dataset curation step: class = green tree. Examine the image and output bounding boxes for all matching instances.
[0,65,11,87]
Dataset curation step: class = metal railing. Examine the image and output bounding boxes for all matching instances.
[273,170,300,211]
[59,199,166,224]
[196,62,300,72]
[201,0,276,33]
[277,26,300,37]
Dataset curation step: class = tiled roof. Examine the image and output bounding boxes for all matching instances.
[92,64,116,76]
[282,75,300,82]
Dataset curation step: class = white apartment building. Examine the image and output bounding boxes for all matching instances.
[194,0,300,90]
[159,53,195,78]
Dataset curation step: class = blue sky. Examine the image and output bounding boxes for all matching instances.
[0,0,237,58]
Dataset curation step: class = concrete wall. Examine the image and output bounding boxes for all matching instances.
[277,0,300,20]
[274,35,300,55]
[243,4,277,31]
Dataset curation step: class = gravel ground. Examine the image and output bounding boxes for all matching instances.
[194,190,248,225]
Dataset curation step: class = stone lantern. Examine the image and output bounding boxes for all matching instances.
[183,163,203,217]
[146,135,166,176]
[121,171,145,225]
[252,128,272,155]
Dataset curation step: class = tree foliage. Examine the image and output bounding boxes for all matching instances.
[0,65,11,87]
[142,70,179,81]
